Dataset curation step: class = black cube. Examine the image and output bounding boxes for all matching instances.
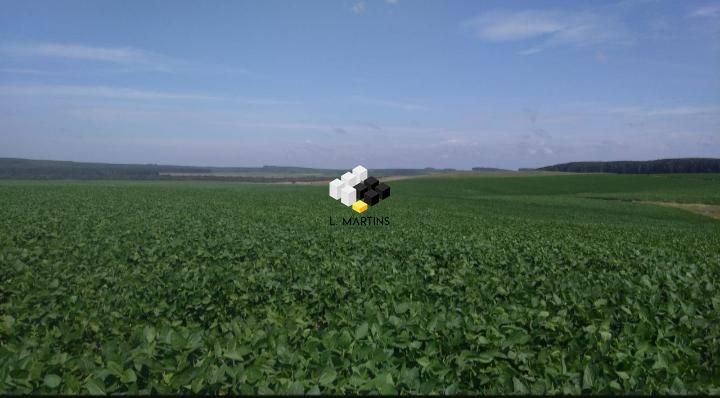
[375,183,390,200]
[354,182,368,201]
[364,176,379,189]
[363,189,379,206]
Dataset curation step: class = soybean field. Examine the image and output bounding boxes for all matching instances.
[1,174,719,394]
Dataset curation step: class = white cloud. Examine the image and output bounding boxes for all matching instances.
[518,47,544,55]
[0,84,294,105]
[463,9,629,52]
[352,1,366,15]
[463,11,564,42]
[689,4,720,17]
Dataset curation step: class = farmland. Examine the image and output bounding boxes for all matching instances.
[1,174,719,394]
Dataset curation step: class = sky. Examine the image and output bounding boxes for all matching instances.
[0,0,719,170]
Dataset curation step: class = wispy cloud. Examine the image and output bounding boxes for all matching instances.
[608,105,720,117]
[0,42,174,70]
[0,68,55,75]
[233,122,337,131]
[231,121,441,135]
[463,11,564,42]
[348,95,429,111]
[360,121,383,131]
[594,50,609,63]
[0,42,249,74]
[352,1,366,15]
[517,47,544,55]
[689,4,720,18]
[462,9,629,54]
[351,0,397,15]
[0,84,294,105]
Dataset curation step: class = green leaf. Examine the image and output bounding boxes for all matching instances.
[652,353,668,370]
[318,368,337,386]
[85,379,106,395]
[583,365,594,390]
[374,373,396,395]
[400,366,419,387]
[0,315,15,333]
[476,353,494,363]
[121,369,137,384]
[394,302,410,314]
[513,377,528,394]
[354,322,369,340]
[503,331,530,347]
[143,326,156,343]
[444,383,459,395]
[106,361,124,377]
[671,377,687,394]
[616,371,630,380]
[223,347,249,361]
[286,381,304,395]
[43,374,62,388]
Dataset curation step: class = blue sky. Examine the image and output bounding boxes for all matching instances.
[1,0,719,169]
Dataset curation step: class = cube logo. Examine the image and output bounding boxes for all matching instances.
[329,165,391,213]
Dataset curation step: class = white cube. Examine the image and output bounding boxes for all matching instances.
[352,165,368,182]
[329,179,345,200]
[341,171,360,188]
[340,185,356,206]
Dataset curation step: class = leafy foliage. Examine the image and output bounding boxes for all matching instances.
[1,175,719,394]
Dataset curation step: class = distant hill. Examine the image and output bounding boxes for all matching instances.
[0,158,455,181]
[537,158,720,174]
[472,167,510,172]
[0,158,213,180]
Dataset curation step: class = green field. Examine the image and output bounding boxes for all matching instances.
[1,174,719,394]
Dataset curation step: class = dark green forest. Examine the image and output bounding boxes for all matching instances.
[538,158,720,174]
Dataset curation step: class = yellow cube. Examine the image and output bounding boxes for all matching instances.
[352,200,368,213]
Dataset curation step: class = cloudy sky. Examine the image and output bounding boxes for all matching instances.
[1,0,719,169]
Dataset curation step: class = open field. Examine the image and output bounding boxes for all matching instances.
[639,201,720,220]
[1,174,719,394]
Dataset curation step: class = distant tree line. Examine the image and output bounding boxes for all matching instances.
[472,167,508,172]
[0,158,462,180]
[538,158,720,174]
[0,158,212,180]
